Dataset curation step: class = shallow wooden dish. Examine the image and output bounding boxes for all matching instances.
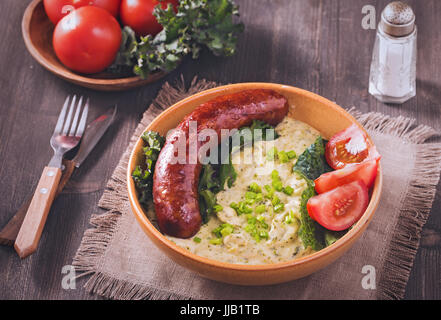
[127,83,383,285]
[22,0,167,91]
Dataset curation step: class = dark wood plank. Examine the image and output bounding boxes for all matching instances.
[0,0,440,299]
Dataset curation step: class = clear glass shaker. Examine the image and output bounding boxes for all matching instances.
[369,1,417,104]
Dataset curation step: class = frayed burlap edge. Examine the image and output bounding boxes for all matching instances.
[73,81,441,300]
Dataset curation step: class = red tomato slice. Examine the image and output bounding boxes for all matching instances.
[326,124,380,170]
[307,180,369,231]
[314,159,378,194]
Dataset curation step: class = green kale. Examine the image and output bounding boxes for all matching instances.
[107,26,137,75]
[293,136,332,180]
[219,155,237,189]
[293,137,339,250]
[294,170,324,251]
[132,131,165,206]
[110,0,244,78]
[230,120,279,153]
[198,120,277,223]
[324,230,348,247]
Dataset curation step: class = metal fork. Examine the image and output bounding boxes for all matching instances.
[14,95,89,258]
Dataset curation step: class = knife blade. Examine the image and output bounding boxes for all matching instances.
[0,105,117,246]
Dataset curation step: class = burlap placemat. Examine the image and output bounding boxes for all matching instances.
[73,77,441,300]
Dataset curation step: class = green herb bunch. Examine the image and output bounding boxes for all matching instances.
[132,131,165,205]
[110,0,244,78]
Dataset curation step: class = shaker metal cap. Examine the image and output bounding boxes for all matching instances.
[380,1,415,37]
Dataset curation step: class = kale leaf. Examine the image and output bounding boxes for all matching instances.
[219,154,237,189]
[109,0,244,78]
[293,136,332,181]
[132,131,165,206]
[294,170,324,251]
[293,137,340,250]
[324,230,348,247]
[198,120,277,223]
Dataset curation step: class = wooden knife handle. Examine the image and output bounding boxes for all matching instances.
[14,166,62,258]
[0,160,75,246]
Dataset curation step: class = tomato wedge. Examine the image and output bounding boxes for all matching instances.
[307,180,369,231]
[314,159,378,194]
[326,124,380,170]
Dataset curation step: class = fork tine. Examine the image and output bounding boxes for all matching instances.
[62,95,76,135]
[75,98,89,137]
[69,96,83,136]
[53,96,70,135]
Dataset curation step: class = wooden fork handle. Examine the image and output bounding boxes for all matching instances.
[14,166,62,258]
[0,160,75,246]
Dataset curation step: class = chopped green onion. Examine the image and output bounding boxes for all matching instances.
[193,237,202,243]
[209,238,222,245]
[267,147,278,161]
[272,180,283,191]
[255,204,266,214]
[274,202,285,213]
[278,151,289,163]
[212,223,234,239]
[259,230,269,239]
[271,195,280,206]
[271,170,279,180]
[213,204,223,212]
[212,226,223,238]
[244,224,255,233]
[248,183,262,193]
[245,191,257,200]
[287,150,297,159]
[285,210,295,224]
[283,186,294,196]
[221,225,234,237]
[247,216,257,225]
[255,193,264,202]
[230,201,252,215]
[239,201,253,214]
[264,185,275,198]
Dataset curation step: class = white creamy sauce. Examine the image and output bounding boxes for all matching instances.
[162,117,321,265]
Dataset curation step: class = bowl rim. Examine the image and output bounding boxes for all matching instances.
[21,0,166,89]
[127,82,383,272]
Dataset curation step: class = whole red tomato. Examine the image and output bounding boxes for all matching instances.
[53,6,122,74]
[43,0,121,24]
[120,0,179,36]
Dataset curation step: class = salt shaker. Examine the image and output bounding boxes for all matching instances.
[368,1,417,104]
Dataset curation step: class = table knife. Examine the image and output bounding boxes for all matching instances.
[0,105,117,246]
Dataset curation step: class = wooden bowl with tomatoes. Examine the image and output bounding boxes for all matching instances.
[22,0,174,91]
[127,83,383,285]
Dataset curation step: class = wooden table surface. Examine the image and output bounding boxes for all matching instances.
[1,0,440,300]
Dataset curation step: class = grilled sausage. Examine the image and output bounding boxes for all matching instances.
[153,89,289,238]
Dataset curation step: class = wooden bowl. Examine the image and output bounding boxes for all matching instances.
[127,83,383,285]
[22,0,168,91]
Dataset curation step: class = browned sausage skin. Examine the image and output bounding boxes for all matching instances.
[153,89,289,238]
